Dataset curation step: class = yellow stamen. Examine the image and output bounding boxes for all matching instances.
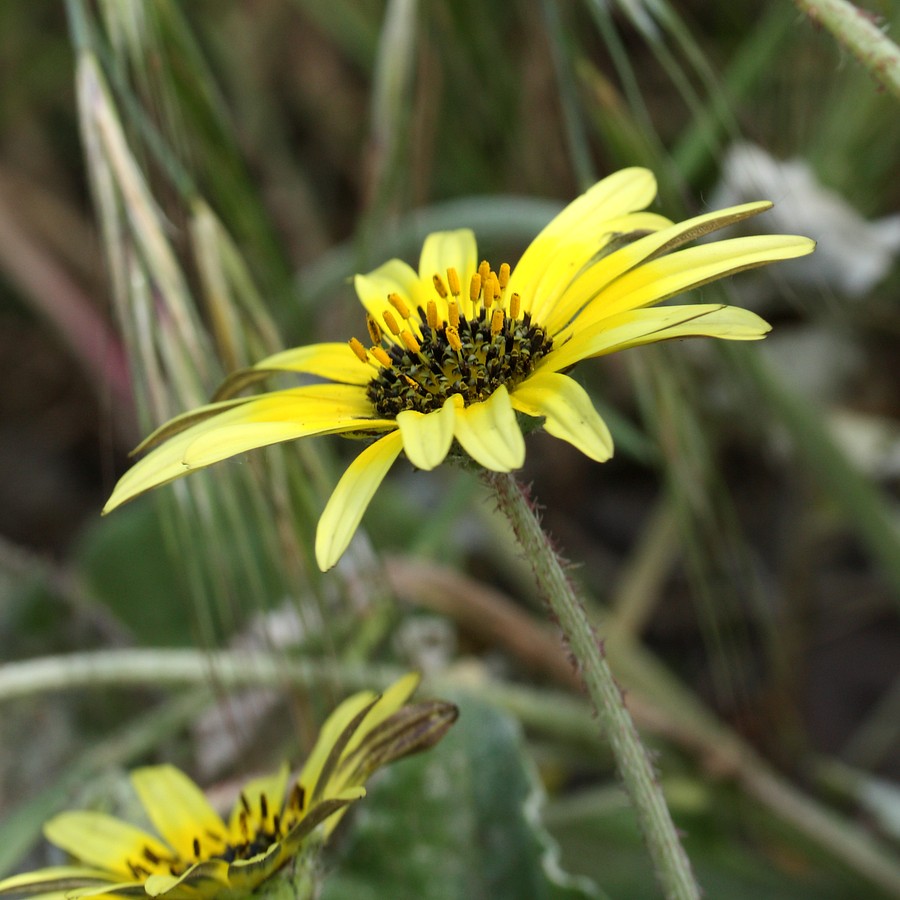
[388,292,411,319]
[371,346,392,367]
[448,299,460,327]
[426,300,439,329]
[498,262,510,289]
[382,309,402,335]
[491,308,504,335]
[349,337,369,363]
[401,330,421,353]
[478,260,491,286]
[509,291,521,319]
[366,314,382,345]
[432,273,448,298]
[491,272,502,302]
[447,267,461,296]
[446,324,462,351]
[469,273,482,305]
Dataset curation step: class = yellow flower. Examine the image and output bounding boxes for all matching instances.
[0,675,456,900]
[103,168,814,570]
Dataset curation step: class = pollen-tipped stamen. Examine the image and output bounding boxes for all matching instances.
[447,266,461,296]
[382,308,402,336]
[388,292,411,320]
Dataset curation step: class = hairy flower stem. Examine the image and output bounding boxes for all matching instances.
[485,471,700,900]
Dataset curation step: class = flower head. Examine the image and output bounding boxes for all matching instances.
[103,168,814,570]
[0,675,456,900]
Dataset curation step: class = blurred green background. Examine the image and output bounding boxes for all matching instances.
[1,1,899,897]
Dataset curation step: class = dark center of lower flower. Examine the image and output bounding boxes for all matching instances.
[350,261,552,417]
[128,785,305,880]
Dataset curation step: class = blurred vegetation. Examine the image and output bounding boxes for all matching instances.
[1,0,899,897]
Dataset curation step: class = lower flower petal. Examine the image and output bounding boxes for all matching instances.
[0,866,122,898]
[44,812,171,879]
[226,764,290,839]
[538,304,771,375]
[452,385,525,472]
[510,373,613,463]
[143,861,230,899]
[131,767,226,863]
[396,397,456,471]
[315,429,404,571]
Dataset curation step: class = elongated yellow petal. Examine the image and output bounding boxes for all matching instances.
[297,692,378,803]
[546,202,777,333]
[396,397,456,470]
[508,168,658,309]
[510,373,613,462]
[315,429,404,571]
[354,259,428,342]
[103,385,383,512]
[131,767,226,863]
[213,342,371,400]
[565,234,816,332]
[451,386,525,471]
[539,304,771,375]
[0,866,122,897]
[523,210,673,323]
[66,883,146,899]
[418,229,477,309]
[44,812,170,879]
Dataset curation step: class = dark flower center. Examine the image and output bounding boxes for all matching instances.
[351,261,553,417]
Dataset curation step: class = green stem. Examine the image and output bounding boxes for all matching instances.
[485,471,700,900]
[792,0,900,101]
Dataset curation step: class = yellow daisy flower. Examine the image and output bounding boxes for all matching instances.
[0,675,457,900]
[103,168,814,570]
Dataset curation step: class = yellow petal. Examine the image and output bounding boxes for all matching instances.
[395,397,456,471]
[535,211,672,331]
[418,229,478,311]
[566,233,816,331]
[547,201,777,332]
[44,812,170,879]
[538,304,771,374]
[0,866,121,897]
[523,210,672,324]
[451,386,525,471]
[103,385,384,512]
[66,883,146,899]
[508,168,658,312]
[354,259,428,341]
[298,692,379,802]
[131,766,226,862]
[510,373,613,463]
[315,429,404,571]
[213,342,371,400]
